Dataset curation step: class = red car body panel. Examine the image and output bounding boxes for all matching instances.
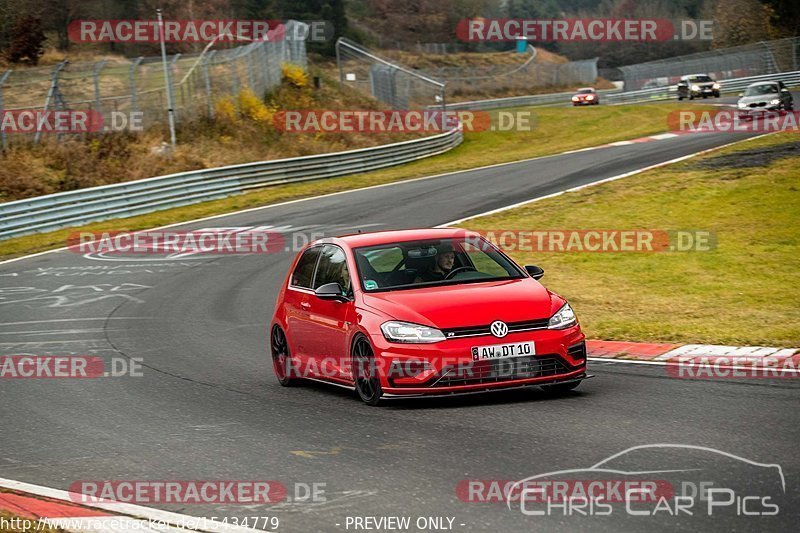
[270,228,588,398]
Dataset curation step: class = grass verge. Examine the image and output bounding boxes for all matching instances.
[0,103,712,260]
[459,133,800,347]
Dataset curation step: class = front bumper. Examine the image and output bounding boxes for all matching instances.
[369,326,587,396]
[382,373,593,399]
[738,104,782,117]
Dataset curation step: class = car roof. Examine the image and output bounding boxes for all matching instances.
[749,81,778,87]
[328,228,482,248]
[577,87,595,91]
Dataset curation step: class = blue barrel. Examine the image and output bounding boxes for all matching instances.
[516,37,527,53]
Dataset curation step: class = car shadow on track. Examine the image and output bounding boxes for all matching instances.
[293,379,593,410]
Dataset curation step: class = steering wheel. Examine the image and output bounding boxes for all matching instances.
[444,266,477,280]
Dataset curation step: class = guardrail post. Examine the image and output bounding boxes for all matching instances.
[0,70,11,152]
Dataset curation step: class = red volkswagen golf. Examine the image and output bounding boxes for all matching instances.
[270,228,590,405]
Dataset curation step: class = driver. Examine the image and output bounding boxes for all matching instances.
[415,243,456,282]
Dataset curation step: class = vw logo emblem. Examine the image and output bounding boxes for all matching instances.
[490,320,508,338]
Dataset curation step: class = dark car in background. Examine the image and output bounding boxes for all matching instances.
[571,87,599,106]
[677,74,721,100]
[737,81,794,119]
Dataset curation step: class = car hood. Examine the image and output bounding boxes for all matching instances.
[738,93,780,105]
[360,278,562,329]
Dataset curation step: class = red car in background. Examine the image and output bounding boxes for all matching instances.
[572,87,599,105]
[270,228,590,405]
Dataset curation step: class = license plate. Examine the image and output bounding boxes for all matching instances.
[471,341,535,361]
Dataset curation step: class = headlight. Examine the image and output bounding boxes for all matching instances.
[770,99,781,105]
[586,94,595,100]
[691,84,700,91]
[712,83,720,89]
[548,303,577,330]
[738,101,748,109]
[381,321,445,343]
[572,96,579,101]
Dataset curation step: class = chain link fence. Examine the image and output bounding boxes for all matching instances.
[0,21,308,149]
[335,37,446,111]
[335,38,597,108]
[418,48,598,99]
[620,37,800,90]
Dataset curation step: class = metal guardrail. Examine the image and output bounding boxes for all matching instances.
[440,70,800,110]
[605,71,800,105]
[0,127,463,240]
[440,88,621,111]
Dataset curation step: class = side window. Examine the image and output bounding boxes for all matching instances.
[291,247,322,288]
[313,245,352,295]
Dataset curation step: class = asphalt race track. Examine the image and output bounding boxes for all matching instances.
[1,129,798,532]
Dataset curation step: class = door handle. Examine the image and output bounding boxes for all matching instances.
[300,301,311,309]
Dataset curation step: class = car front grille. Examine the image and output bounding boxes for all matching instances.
[431,355,569,387]
[442,318,550,339]
[748,102,767,108]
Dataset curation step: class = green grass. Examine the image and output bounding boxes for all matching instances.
[459,133,800,347]
[0,103,712,260]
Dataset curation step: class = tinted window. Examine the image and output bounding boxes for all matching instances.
[313,245,352,294]
[291,247,321,288]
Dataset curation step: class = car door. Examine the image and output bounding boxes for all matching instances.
[306,244,357,382]
[285,245,322,376]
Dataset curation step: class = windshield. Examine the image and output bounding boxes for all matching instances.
[744,83,778,96]
[577,88,594,94]
[689,75,713,83]
[353,237,526,291]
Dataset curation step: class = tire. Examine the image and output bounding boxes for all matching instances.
[352,335,383,406]
[689,94,694,100]
[541,380,582,394]
[270,325,298,386]
[678,96,684,101]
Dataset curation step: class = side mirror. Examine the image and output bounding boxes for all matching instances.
[738,93,744,97]
[525,265,544,280]
[315,282,348,302]
[781,88,789,93]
